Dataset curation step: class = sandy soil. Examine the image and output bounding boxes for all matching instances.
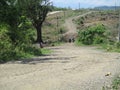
[0,43,120,90]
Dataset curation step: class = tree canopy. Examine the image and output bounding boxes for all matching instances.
[18,0,52,47]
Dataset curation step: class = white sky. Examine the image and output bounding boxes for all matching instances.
[51,0,120,8]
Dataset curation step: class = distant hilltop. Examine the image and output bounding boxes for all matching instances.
[94,6,120,10]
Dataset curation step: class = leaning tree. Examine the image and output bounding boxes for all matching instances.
[17,0,51,47]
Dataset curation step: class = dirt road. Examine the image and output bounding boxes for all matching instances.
[0,12,120,90]
[63,11,94,40]
[0,43,120,90]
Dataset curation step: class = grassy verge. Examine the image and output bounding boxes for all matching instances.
[112,76,120,90]
[0,46,52,63]
[41,48,52,55]
[102,76,120,90]
[76,41,120,53]
[98,43,120,53]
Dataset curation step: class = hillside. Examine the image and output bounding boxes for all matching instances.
[94,6,120,10]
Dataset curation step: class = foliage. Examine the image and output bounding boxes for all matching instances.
[0,24,42,63]
[77,24,107,45]
[41,48,51,54]
[114,42,120,49]
[112,76,120,90]
[0,0,20,27]
[17,0,51,44]
[0,0,52,63]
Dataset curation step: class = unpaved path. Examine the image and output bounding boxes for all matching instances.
[64,11,94,39]
[0,12,120,90]
[0,43,120,90]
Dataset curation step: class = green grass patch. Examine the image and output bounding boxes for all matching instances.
[99,43,120,53]
[41,48,52,55]
[112,76,120,90]
[75,39,86,46]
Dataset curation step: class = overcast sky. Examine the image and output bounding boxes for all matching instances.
[51,0,120,9]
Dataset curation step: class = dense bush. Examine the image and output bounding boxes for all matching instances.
[115,42,120,49]
[0,23,41,63]
[0,24,13,62]
[77,24,107,45]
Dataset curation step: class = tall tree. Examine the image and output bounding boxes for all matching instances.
[0,0,20,25]
[17,0,51,47]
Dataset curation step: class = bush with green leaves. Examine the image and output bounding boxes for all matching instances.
[0,23,42,63]
[77,24,107,45]
[115,42,120,49]
[76,17,84,25]
[0,24,13,62]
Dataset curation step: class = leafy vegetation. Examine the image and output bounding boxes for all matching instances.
[77,23,120,52]
[17,0,51,47]
[77,24,107,45]
[0,23,42,63]
[76,10,120,52]
[112,76,120,90]
[0,0,51,63]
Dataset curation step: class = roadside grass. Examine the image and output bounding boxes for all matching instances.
[102,76,120,90]
[99,43,120,53]
[76,40,120,53]
[112,76,120,90]
[52,41,65,46]
[41,48,52,55]
[0,46,52,63]
[75,39,90,46]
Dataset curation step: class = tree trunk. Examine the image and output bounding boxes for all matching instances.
[36,26,43,48]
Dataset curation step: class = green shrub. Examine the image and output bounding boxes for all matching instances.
[0,24,13,62]
[115,42,120,49]
[0,23,41,63]
[93,36,105,44]
[77,24,107,45]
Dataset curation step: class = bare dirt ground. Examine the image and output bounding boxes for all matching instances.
[0,43,120,90]
[0,12,120,90]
